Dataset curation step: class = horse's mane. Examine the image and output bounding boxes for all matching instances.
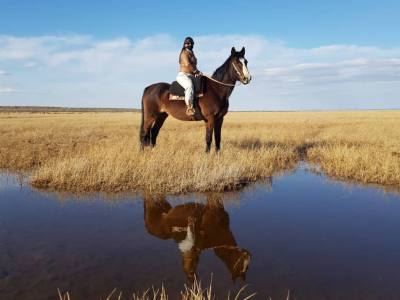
[212,56,232,82]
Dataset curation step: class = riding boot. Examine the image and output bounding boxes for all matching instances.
[186,104,195,116]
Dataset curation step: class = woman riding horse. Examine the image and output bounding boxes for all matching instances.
[176,37,202,116]
[140,42,251,152]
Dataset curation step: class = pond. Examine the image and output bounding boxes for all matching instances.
[1,165,400,299]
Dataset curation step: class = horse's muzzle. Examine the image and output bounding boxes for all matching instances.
[242,75,252,84]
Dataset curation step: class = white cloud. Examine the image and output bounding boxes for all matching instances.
[0,87,17,93]
[0,34,399,110]
[0,70,10,76]
[0,35,92,61]
[23,62,37,68]
[264,58,400,84]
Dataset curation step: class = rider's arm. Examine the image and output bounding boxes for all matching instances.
[191,53,201,76]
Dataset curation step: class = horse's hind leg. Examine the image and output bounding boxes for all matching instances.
[141,115,155,148]
[150,113,168,147]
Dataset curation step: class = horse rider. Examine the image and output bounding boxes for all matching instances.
[176,37,202,116]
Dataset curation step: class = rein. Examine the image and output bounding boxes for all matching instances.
[203,74,236,87]
[202,62,242,87]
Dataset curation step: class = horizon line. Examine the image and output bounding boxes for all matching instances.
[1,105,399,113]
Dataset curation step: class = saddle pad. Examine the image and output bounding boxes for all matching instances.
[169,93,204,101]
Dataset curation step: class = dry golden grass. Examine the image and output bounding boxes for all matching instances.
[57,278,256,300]
[1,110,399,193]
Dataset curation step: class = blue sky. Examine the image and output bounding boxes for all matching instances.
[2,0,399,47]
[0,0,399,110]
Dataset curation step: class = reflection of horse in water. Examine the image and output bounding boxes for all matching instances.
[143,194,251,282]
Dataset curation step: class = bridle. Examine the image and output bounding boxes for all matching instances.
[231,61,243,78]
[210,245,250,272]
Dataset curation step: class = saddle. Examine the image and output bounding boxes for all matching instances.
[169,76,206,101]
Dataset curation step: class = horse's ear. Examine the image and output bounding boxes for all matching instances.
[239,47,245,57]
[231,47,236,56]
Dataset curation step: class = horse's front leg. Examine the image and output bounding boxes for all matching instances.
[205,116,215,153]
[214,117,224,152]
[150,113,168,147]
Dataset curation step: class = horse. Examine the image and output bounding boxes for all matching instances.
[143,193,251,282]
[139,46,251,152]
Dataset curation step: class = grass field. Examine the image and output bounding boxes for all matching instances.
[1,110,399,193]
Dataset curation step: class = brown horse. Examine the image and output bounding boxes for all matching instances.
[139,46,251,152]
[143,193,251,282]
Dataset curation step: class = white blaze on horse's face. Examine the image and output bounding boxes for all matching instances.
[239,58,252,84]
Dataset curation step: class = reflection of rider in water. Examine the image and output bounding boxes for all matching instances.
[143,194,251,282]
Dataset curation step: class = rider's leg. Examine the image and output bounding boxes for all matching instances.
[176,72,195,116]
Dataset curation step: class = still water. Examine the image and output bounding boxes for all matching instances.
[1,166,400,300]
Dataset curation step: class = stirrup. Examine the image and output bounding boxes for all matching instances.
[186,105,195,116]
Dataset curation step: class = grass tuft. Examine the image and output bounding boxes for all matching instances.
[57,278,256,300]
